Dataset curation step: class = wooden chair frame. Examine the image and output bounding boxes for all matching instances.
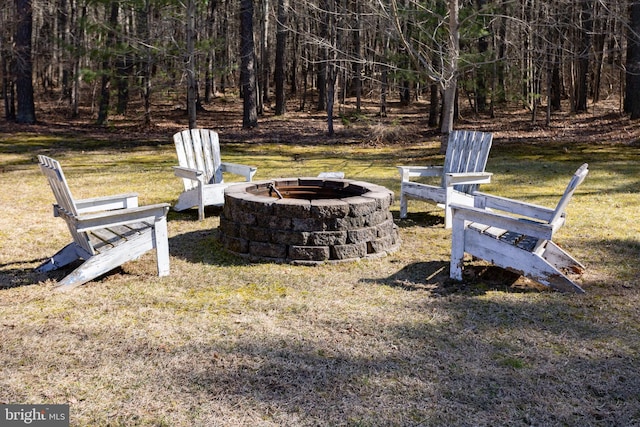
[397,130,493,228]
[173,129,257,220]
[36,155,170,290]
[449,163,589,293]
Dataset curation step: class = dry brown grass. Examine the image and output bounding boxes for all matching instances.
[1,101,640,426]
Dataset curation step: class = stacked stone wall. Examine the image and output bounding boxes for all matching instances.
[219,178,400,264]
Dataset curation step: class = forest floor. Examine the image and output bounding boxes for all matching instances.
[3,91,640,148]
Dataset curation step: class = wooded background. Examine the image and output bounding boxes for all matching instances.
[2,0,640,132]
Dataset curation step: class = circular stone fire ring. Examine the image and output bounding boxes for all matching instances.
[219,177,400,264]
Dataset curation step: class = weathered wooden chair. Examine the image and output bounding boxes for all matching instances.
[397,130,493,228]
[173,129,257,220]
[449,163,589,293]
[36,155,170,290]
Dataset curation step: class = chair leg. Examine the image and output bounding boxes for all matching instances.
[35,243,87,273]
[154,216,170,277]
[444,186,454,229]
[542,241,585,273]
[55,231,156,291]
[399,192,408,219]
[524,253,585,293]
[465,232,586,293]
[56,254,124,291]
[197,182,206,221]
[449,215,466,281]
[444,205,453,229]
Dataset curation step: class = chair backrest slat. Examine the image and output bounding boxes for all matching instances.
[549,163,589,227]
[38,155,94,255]
[38,155,78,217]
[190,129,206,177]
[442,130,493,193]
[173,129,224,189]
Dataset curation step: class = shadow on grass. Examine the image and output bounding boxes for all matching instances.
[0,261,45,290]
[168,227,250,267]
[0,258,131,290]
[0,258,71,290]
[363,260,541,296]
[156,296,640,425]
[373,236,640,296]
[392,211,444,228]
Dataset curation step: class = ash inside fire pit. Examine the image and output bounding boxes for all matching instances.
[219,177,400,264]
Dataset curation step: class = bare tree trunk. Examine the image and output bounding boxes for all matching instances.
[428,80,439,127]
[274,0,288,115]
[591,3,608,104]
[380,65,388,117]
[15,0,36,124]
[97,1,118,126]
[475,0,488,113]
[494,0,507,104]
[260,0,269,111]
[59,0,72,103]
[241,0,257,128]
[315,0,330,112]
[204,0,217,103]
[317,65,326,111]
[574,0,593,113]
[70,0,84,118]
[1,9,16,120]
[522,0,533,111]
[186,0,197,129]
[115,49,130,114]
[549,2,562,113]
[290,16,299,96]
[139,0,152,126]
[222,1,231,94]
[325,0,337,135]
[327,73,336,135]
[546,39,552,126]
[441,0,459,149]
[625,1,640,119]
[379,32,389,117]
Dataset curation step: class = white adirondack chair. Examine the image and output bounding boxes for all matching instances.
[449,163,589,293]
[173,129,257,220]
[36,155,170,291]
[397,130,493,228]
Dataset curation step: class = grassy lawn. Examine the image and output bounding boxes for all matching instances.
[1,130,639,426]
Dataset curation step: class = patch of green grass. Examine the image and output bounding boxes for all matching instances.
[496,355,529,369]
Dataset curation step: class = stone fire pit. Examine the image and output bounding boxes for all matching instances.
[219,177,400,264]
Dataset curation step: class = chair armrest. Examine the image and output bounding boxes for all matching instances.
[472,192,556,222]
[444,172,492,187]
[74,193,139,214]
[221,162,257,181]
[397,166,444,181]
[450,203,554,240]
[173,166,204,182]
[75,203,170,233]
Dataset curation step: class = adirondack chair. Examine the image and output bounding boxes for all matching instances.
[173,129,257,220]
[36,155,170,290]
[449,163,589,293]
[397,130,493,228]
